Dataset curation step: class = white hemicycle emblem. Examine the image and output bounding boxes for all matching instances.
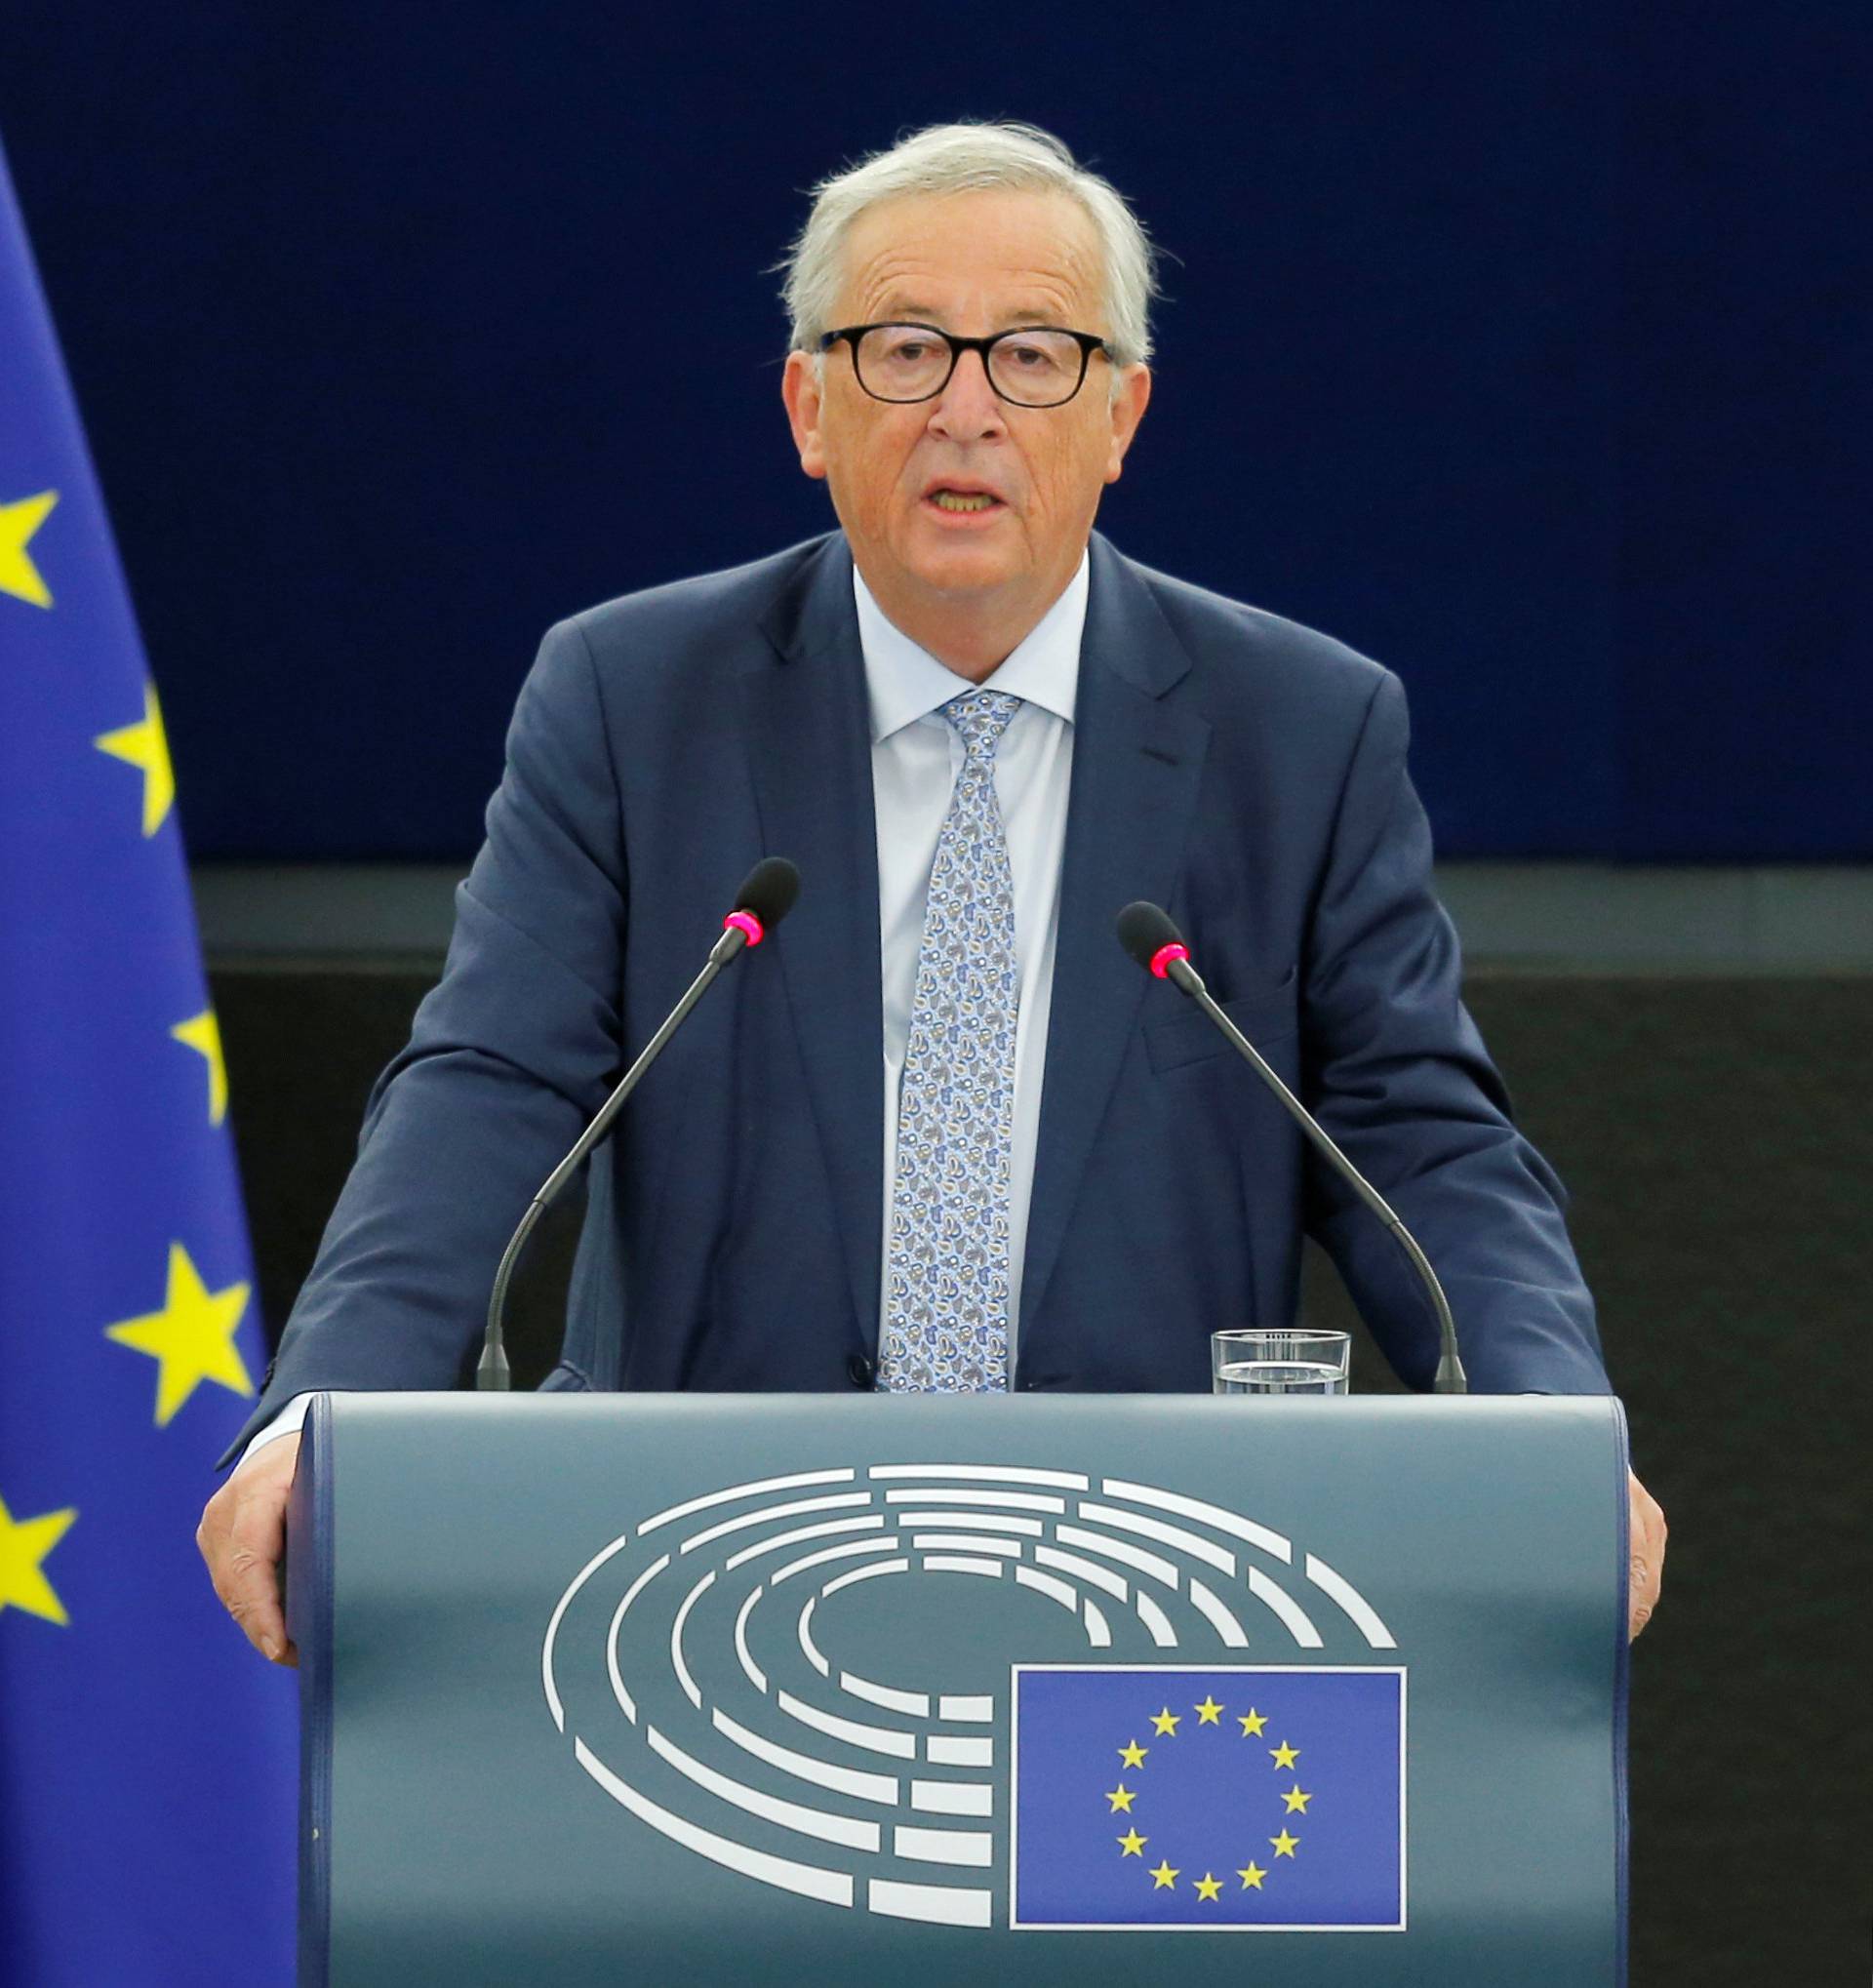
[540,1462,1396,1930]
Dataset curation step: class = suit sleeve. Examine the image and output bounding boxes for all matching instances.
[217,616,626,1463]
[1299,670,1612,1394]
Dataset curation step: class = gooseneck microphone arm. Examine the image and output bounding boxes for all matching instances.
[476,857,801,1391]
[1115,901,1467,1395]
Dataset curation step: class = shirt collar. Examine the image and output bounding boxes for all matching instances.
[854,547,1090,745]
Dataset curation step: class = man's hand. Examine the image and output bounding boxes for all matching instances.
[1628,1468,1666,1641]
[197,1432,300,1665]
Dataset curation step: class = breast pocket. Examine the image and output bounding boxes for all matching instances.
[1142,966,1299,1075]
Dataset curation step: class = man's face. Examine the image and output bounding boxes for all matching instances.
[783,189,1150,629]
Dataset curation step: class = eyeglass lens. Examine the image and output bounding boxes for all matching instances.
[854,326,1088,407]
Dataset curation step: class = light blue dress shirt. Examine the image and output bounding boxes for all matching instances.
[856,549,1089,1360]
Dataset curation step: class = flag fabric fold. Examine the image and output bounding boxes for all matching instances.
[0,134,296,1986]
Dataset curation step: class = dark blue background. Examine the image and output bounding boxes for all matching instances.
[3,3,1864,860]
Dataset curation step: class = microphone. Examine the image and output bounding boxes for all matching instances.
[1116,901,1467,1394]
[476,857,801,1390]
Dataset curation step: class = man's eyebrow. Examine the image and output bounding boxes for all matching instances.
[867,300,1071,329]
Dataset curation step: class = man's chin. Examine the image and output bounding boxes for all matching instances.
[898,542,1019,600]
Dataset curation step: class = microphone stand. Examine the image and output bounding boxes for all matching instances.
[1121,905,1467,1396]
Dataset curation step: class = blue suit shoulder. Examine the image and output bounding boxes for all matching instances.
[1111,542,1398,732]
[540,530,1401,752]
[545,535,835,691]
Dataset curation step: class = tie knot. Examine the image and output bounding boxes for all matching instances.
[941,689,1022,759]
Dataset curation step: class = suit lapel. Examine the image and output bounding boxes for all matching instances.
[739,532,1208,1356]
[743,536,885,1345]
[1018,535,1212,1339]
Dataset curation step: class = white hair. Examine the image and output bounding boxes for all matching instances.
[780,121,1161,371]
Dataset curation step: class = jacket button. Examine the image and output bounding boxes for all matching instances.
[847,1354,874,1389]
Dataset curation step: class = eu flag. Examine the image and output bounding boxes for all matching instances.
[1013,1665,1404,1930]
[0,136,296,1983]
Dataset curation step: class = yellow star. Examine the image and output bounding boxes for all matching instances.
[1192,1872,1223,1902]
[1106,1783,1136,1813]
[103,1242,255,1427]
[1194,1695,1223,1725]
[1283,1784,1312,1813]
[1117,1738,1148,1769]
[1150,1706,1180,1736]
[95,681,175,837]
[1269,1740,1299,1769]
[1116,1828,1146,1857]
[1238,1707,1267,1736]
[1271,1829,1299,1858]
[0,1494,77,1625]
[0,490,58,608]
[1237,1860,1267,1890]
[1149,1859,1179,1889]
[171,1009,228,1125]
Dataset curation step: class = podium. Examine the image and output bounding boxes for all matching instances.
[288,1391,1629,1984]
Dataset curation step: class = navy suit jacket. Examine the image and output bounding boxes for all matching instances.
[224,531,1609,1461]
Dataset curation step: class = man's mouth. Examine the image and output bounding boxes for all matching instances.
[925,488,1005,514]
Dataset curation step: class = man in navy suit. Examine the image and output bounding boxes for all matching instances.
[199,122,1665,1662]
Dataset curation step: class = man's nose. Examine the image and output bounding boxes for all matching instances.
[927,348,1006,442]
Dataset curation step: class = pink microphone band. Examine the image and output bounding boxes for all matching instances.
[723,911,765,947]
[1148,941,1190,980]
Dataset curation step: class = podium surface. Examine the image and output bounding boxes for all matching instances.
[291,1391,1628,1984]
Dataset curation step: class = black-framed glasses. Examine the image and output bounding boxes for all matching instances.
[820,322,1110,408]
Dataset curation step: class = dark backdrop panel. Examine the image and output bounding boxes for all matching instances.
[6,3,1867,862]
[1614,5,1868,860]
[211,959,1870,1983]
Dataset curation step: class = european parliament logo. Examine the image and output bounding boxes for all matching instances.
[540,1459,1409,1937]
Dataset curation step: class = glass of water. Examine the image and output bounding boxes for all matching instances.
[1212,1329,1351,1396]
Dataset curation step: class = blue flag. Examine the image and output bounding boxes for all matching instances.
[1013,1665,1405,1929]
[0,137,296,1984]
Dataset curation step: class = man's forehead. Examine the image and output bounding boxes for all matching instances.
[839,190,1103,325]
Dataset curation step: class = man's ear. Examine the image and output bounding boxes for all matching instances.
[1103,364,1151,485]
[782,350,829,482]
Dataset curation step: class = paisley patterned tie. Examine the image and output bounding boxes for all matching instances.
[878,689,1023,1392]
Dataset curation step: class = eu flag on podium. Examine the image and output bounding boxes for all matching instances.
[1013,1665,1405,1930]
[0,137,296,1985]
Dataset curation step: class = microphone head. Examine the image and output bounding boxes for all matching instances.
[733,856,801,935]
[1115,900,1185,973]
